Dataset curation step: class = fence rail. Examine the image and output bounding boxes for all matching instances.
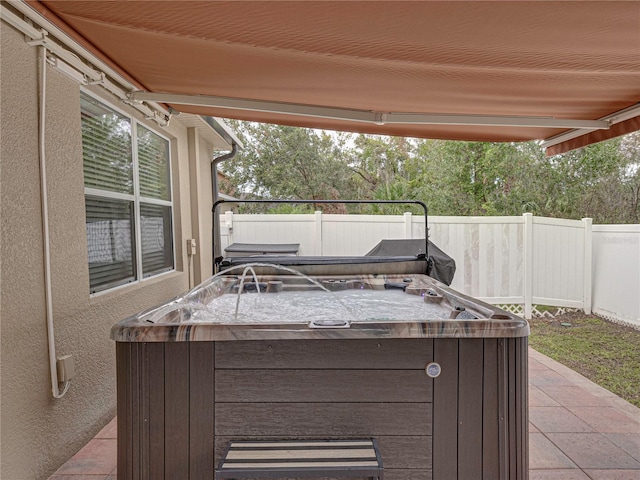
[220,211,638,326]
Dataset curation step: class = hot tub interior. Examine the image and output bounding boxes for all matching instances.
[124,264,526,336]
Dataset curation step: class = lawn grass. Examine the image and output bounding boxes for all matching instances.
[528,312,640,408]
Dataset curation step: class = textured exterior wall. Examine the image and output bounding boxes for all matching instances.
[0,22,195,479]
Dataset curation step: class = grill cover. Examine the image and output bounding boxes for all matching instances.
[366,239,456,286]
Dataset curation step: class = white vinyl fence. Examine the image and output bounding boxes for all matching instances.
[220,211,639,326]
[591,225,640,327]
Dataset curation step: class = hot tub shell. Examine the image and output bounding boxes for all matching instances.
[113,272,528,480]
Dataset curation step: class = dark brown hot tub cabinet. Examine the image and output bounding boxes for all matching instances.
[113,273,529,480]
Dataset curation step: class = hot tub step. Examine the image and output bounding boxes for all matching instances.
[216,439,383,480]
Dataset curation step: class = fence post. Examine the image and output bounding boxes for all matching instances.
[523,213,533,320]
[224,211,234,246]
[314,211,323,256]
[404,212,412,238]
[582,217,593,314]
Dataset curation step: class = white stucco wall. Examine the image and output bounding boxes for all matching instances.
[0,21,219,479]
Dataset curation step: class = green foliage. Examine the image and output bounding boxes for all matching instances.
[257,203,314,214]
[220,120,640,223]
[529,134,640,223]
[221,122,357,213]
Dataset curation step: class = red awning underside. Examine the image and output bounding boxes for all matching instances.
[31,1,640,152]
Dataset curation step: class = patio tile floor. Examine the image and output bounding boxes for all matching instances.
[529,406,595,433]
[49,418,118,480]
[49,348,640,480]
[529,469,592,480]
[529,385,561,407]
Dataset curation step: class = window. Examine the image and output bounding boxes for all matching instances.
[81,93,174,293]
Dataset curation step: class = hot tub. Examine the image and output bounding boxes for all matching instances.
[112,266,529,480]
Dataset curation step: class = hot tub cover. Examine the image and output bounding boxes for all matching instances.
[219,255,426,276]
[366,239,456,286]
[225,243,300,255]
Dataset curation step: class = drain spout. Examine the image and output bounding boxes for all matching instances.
[212,143,238,272]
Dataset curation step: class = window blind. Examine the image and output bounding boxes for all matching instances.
[85,196,136,293]
[80,95,133,194]
[138,124,170,200]
[140,203,173,277]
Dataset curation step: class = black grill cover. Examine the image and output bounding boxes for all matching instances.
[365,239,456,285]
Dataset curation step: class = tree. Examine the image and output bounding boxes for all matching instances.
[402,140,547,216]
[221,120,640,223]
[618,133,640,223]
[220,122,357,212]
[544,134,640,223]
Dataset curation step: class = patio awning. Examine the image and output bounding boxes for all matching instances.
[26,1,640,154]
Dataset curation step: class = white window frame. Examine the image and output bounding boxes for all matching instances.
[81,89,176,295]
